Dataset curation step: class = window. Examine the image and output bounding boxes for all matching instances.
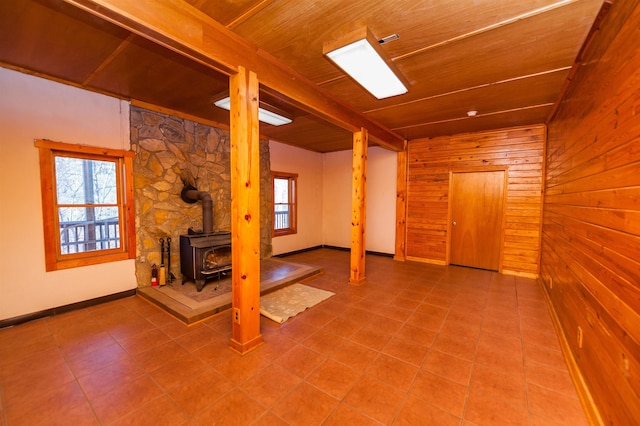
[272,171,297,236]
[35,140,135,271]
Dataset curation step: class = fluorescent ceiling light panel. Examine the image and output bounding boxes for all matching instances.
[214,97,292,126]
[325,30,408,99]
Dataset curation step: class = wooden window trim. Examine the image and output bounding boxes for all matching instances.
[35,139,136,271]
[272,171,298,237]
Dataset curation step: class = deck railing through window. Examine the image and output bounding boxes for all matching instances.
[59,217,120,254]
[274,209,289,230]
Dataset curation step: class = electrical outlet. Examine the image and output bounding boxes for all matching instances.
[233,308,240,325]
[577,326,583,348]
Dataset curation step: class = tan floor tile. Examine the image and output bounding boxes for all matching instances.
[406,308,447,331]
[116,328,172,356]
[4,380,93,424]
[320,316,363,339]
[343,375,405,424]
[464,389,529,425]
[525,360,578,397]
[89,375,164,424]
[240,363,302,407]
[305,358,362,399]
[56,330,117,360]
[422,349,473,385]
[149,355,211,391]
[366,353,419,392]
[432,332,477,360]
[527,382,589,425]
[213,349,271,384]
[192,339,237,367]
[274,344,326,379]
[382,336,430,366]
[1,351,75,402]
[394,395,461,426]
[277,318,320,342]
[66,341,132,378]
[193,389,266,425]
[469,364,527,407]
[439,319,482,340]
[134,340,193,373]
[377,305,414,322]
[409,370,468,417]
[362,313,404,335]
[330,340,378,372]
[350,326,392,351]
[110,395,190,426]
[523,341,567,371]
[301,328,347,356]
[394,323,438,347]
[474,334,524,374]
[482,314,521,335]
[78,357,145,400]
[387,295,421,311]
[105,317,158,341]
[322,402,379,425]
[251,333,298,362]
[271,382,338,426]
[158,318,199,339]
[174,323,229,352]
[251,412,290,426]
[166,369,234,416]
[295,307,337,328]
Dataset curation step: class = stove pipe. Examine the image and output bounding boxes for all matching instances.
[180,184,213,234]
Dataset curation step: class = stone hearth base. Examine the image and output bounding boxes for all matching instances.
[138,258,322,324]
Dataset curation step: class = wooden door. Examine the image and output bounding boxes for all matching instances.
[449,170,505,271]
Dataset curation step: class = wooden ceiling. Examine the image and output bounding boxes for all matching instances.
[0,0,607,152]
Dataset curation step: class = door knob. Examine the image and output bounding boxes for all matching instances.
[452,221,457,226]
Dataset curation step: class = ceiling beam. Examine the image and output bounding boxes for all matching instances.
[62,0,405,151]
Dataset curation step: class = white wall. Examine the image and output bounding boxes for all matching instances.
[0,68,135,321]
[322,146,397,254]
[269,141,323,255]
[365,147,398,253]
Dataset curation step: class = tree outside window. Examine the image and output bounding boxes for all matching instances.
[272,171,297,236]
[35,140,135,271]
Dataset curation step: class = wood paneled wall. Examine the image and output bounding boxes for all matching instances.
[542,1,640,424]
[406,125,545,277]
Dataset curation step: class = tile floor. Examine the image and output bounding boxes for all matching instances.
[0,249,587,425]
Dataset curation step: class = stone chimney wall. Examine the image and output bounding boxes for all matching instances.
[130,106,272,287]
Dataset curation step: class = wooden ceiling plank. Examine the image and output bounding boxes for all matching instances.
[62,0,405,151]
[83,33,135,85]
[226,0,274,29]
[363,67,571,115]
[394,0,580,62]
[392,103,554,131]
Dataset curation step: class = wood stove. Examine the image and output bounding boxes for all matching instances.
[180,231,232,292]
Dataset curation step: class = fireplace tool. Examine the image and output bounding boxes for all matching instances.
[167,237,175,283]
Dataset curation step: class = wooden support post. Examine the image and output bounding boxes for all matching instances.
[394,141,408,261]
[229,66,263,354]
[349,128,368,285]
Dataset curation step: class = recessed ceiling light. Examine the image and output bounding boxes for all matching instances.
[213,97,293,126]
[467,110,478,117]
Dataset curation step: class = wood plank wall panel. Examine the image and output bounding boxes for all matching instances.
[406,125,545,276]
[542,1,640,423]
